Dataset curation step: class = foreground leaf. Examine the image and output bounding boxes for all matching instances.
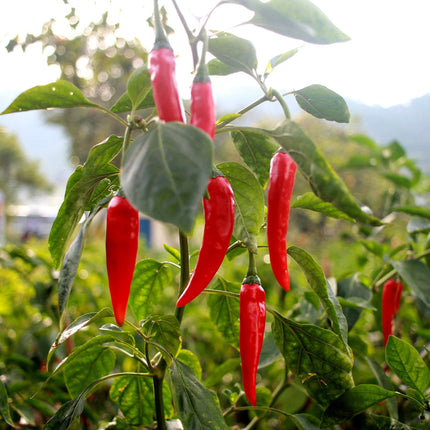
[110,375,155,426]
[129,259,173,321]
[208,33,258,76]
[0,380,13,427]
[272,312,353,407]
[1,80,97,114]
[49,135,123,267]
[169,360,228,429]
[217,162,265,253]
[321,385,397,428]
[292,192,355,221]
[288,246,348,347]
[386,336,430,395]
[227,0,350,44]
[293,84,350,123]
[391,259,430,307]
[231,129,278,187]
[122,123,213,233]
[207,277,241,348]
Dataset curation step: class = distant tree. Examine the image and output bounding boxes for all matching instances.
[6,7,149,164]
[0,127,52,220]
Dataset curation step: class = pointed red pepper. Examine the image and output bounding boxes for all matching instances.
[239,263,266,406]
[266,151,297,291]
[382,278,403,345]
[106,195,139,326]
[148,0,185,123]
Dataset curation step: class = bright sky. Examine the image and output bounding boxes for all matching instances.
[0,0,429,109]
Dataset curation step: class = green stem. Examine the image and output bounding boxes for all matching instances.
[99,106,129,128]
[216,95,269,130]
[271,89,291,120]
[153,374,168,430]
[123,123,133,152]
[175,230,190,325]
[243,250,261,285]
[171,0,199,68]
[153,0,171,50]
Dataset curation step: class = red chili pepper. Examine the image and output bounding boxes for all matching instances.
[106,195,139,326]
[266,151,297,291]
[240,271,266,406]
[382,279,403,345]
[177,174,234,307]
[148,0,185,123]
[190,53,216,139]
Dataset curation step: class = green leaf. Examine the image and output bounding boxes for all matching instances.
[169,360,228,430]
[49,135,123,267]
[265,48,299,74]
[288,246,348,347]
[122,123,213,233]
[366,358,398,419]
[57,199,109,322]
[127,66,153,111]
[207,277,240,348]
[272,313,353,407]
[204,358,241,388]
[391,259,430,307]
[394,206,430,219]
[110,89,155,114]
[217,162,265,253]
[356,414,413,429]
[65,346,116,398]
[217,113,242,124]
[207,59,240,76]
[227,0,350,44]
[129,259,173,321]
[293,84,350,123]
[44,397,86,430]
[238,122,381,225]
[321,384,397,428]
[1,80,97,114]
[258,332,281,369]
[359,239,385,258]
[48,308,113,370]
[208,33,258,76]
[292,192,355,222]
[177,350,203,381]
[349,134,379,149]
[142,315,181,364]
[110,375,155,426]
[289,413,320,430]
[383,173,412,189]
[163,244,181,262]
[386,336,430,395]
[231,129,278,188]
[0,380,14,427]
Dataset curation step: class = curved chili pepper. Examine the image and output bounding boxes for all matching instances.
[176,174,234,307]
[266,151,297,291]
[106,195,139,326]
[382,279,403,345]
[148,0,185,123]
[240,273,266,406]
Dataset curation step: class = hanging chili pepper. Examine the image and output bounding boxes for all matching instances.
[190,34,216,139]
[106,195,140,326]
[177,173,234,307]
[382,278,403,345]
[266,150,297,291]
[148,0,185,123]
[239,254,266,406]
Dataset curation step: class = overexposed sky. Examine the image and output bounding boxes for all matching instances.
[0,0,429,109]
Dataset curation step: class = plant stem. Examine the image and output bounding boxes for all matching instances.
[216,95,269,130]
[123,123,133,152]
[271,89,291,120]
[153,374,168,430]
[175,230,190,325]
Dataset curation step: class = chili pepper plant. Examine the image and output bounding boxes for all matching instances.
[2,0,430,429]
